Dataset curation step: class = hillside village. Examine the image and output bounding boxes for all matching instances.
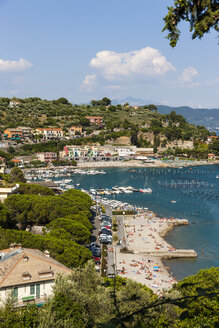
[0,97,218,170]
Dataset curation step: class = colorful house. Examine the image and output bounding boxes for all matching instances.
[85,116,103,125]
[68,125,83,137]
[36,152,58,162]
[3,128,23,140]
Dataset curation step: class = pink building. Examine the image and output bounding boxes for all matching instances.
[36,152,57,162]
[85,116,103,125]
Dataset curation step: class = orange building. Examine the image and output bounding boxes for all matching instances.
[68,125,82,137]
[4,128,23,140]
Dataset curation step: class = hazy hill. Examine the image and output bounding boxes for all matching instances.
[157,105,219,130]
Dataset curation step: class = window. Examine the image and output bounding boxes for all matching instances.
[13,287,18,301]
[30,285,35,295]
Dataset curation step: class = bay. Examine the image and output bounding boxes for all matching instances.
[54,164,219,280]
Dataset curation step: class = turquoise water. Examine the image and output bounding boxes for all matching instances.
[60,165,219,280]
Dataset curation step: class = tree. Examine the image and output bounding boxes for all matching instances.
[16,183,55,196]
[53,97,69,105]
[163,0,219,47]
[79,116,90,127]
[100,97,111,106]
[6,167,26,184]
[148,104,157,112]
[47,217,91,244]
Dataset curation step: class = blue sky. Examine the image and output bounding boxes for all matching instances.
[0,0,218,108]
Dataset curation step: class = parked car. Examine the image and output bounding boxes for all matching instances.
[101,221,112,229]
[100,228,112,235]
[100,235,112,244]
[100,215,111,222]
[91,248,101,257]
[90,242,101,248]
[92,256,100,264]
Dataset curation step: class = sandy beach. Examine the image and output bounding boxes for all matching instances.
[114,213,196,294]
[76,159,211,169]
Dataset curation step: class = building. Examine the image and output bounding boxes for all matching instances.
[3,127,33,141]
[68,125,83,137]
[135,148,154,157]
[17,126,33,140]
[63,145,101,160]
[35,128,64,140]
[115,147,136,157]
[0,162,6,174]
[3,128,23,141]
[85,116,103,125]
[0,184,19,202]
[208,153,216,160]
[207,136,219,143]
[0,244,71,306]
[36,152,57,162]
[9,101,21,107]
[11,158,22,166]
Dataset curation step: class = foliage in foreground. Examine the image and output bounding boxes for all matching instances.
[0,264,218,328]
[163,0,219,47]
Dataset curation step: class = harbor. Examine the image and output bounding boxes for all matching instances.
[24,164,219,282]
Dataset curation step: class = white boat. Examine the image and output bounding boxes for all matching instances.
[139,188,152,193]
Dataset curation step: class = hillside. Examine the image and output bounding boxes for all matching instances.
[157,105,219,131]
[0,97,217,159]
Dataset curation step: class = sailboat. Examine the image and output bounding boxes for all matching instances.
[140,175,152,193]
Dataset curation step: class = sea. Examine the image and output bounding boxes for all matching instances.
[57,164,219,281]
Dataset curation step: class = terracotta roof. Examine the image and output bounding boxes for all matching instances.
[11,159,21,163]
[45,128,63,131]
[0,247,71,288]
[86,116,102,119]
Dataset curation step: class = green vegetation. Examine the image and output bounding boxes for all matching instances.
[46,217,91,244]
[0,263,218,327]
[0,228,91,268]
[0,186,93,267]
[0,188,91,229]
[209,138,219,155]
[4,167,26,184]
[163,0,219,47]
[0,97,216,160]
[16,183,55,196]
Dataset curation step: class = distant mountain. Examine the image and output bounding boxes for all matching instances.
[112,97,158,106]
[157,105,219,131]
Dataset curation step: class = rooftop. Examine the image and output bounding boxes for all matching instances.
[0,245,71,288]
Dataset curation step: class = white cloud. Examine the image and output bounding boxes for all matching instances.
[206,77,219,86]
[179,66,198,83]
[82,74,97,88]
[89,46,175,80]
[0,58,32,72]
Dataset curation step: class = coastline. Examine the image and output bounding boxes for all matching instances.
[114,211,197,294]
[23,159,219,173]
[75,159,214,168]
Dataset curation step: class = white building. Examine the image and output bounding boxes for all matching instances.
[9,101,21,107]
[115,147,136,157]
[0,184,19,202]
[0,244,71,306]
[35,128,64,140]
